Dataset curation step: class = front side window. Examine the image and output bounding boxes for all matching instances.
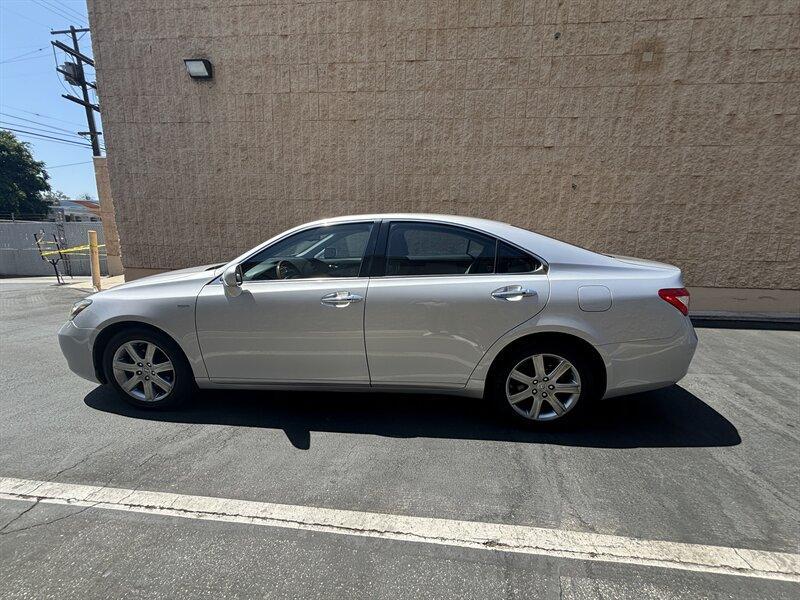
[385,223,496,276]
[241,222,373,281]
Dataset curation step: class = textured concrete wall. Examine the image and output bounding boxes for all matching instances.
[88,0,799,290]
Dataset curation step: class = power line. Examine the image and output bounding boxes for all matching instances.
[48,0,88,25]
[1,126,93,148]
[0,112,81,135]
[46,160,94,169]
[31,0,84,26]
[0,5,52,29]
[2,118,107,151]
[0,48,48,64]
[0,54,51,66]
[51,43,75,96]
[0,120,87,140]
[0,105,85,128]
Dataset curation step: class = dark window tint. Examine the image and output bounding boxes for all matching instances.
[385,223,496,276]
[497,242,540,273]
[241,223,373,281]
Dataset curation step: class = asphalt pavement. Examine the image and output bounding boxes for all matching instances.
[0,279,798,599]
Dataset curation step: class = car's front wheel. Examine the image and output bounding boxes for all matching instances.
[102,328,193,409]
[490,341,599,427]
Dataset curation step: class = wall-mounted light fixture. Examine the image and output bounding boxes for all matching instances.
[183,59,213,80]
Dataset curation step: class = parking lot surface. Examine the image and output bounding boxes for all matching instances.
[0,280,798,598]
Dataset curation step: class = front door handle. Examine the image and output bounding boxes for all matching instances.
[321,291,364,307]
[491,285,537,301]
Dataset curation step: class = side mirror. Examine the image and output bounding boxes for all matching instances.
[323,247,337,259]
[222,263,243,288]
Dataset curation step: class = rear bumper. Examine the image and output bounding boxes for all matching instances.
[601,319,697,399]
[58,321,99,384]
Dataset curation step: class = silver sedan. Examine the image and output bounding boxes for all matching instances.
[59,214,697,426]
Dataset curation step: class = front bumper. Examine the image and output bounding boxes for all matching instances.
[58,321,99,383]
[602,319,698,398]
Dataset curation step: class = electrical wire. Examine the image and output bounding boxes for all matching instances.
[0,105,85,128]
[0,48,48,64]
[0,5,52,29]
[51,44,74,96]
[0,112,81,135]
[1,126,93,148]
[0,120,88,140]
[48,0,89,26]
[31,0,85,26]
[46,160,94,168]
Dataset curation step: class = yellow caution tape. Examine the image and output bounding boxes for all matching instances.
[40,243,105,257]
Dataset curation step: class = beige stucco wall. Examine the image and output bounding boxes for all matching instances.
[88,0,799,296]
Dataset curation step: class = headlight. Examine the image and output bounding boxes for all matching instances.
[69,299,92,320]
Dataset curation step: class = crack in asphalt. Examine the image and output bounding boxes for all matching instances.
[51,442,115,480]
[0,499,40,534]
[0,502,97,536]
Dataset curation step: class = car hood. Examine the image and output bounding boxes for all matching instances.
[107,264,224,291]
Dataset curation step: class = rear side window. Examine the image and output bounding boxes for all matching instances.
[497,241,540,273]
[385,223,496,276]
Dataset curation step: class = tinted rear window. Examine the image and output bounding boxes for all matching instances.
[497,242,540,273]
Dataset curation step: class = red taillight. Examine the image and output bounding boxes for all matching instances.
[659,288,690,316]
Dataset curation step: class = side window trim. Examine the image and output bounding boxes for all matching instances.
[357,221,382,278]
[372,220,546,278]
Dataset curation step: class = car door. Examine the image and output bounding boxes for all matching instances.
[196,221,377,384]
[364,221,550,387]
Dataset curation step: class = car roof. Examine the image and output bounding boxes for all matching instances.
[302,213,611,266]
[224,213,614,270]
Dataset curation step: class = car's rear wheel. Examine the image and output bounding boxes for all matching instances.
[102,328,193,409]
[490,341,599,427]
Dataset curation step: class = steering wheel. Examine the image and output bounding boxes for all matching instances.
[275,259,303,280]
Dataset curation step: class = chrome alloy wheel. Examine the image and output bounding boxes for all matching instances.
[112,340,175,402]
[505,353,582,421]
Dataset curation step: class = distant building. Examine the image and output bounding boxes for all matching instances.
[56,198,101,222]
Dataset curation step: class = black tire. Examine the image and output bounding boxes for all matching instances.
[488,340,600,428]
[102,327,194,409]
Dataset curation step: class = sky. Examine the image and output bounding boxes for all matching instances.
[0,0,100,199]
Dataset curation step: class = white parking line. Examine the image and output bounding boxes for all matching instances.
[1,476,798,582]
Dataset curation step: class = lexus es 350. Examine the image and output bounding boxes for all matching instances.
[59,214,697,426]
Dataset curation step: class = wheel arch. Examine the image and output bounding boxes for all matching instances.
[484,331,607,398]
[92,320,188,384]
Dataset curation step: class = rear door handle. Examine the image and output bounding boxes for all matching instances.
[491,285,537,301]
[321,291,364,307]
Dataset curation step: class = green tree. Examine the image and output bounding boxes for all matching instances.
[42,189,70,207]
[0,130,52,216]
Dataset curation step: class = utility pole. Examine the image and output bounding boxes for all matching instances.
[51,26,101,157]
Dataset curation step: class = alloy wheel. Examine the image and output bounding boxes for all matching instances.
[112,340,175,402]
[505,353,582,421]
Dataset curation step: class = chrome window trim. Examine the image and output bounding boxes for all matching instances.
[240,276,366,286]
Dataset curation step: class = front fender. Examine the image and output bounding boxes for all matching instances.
[72,284,208,380]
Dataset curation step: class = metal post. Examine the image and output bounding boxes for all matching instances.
[88,230,101,291]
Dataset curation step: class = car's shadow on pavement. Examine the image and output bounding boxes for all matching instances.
[84,384,741,450]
